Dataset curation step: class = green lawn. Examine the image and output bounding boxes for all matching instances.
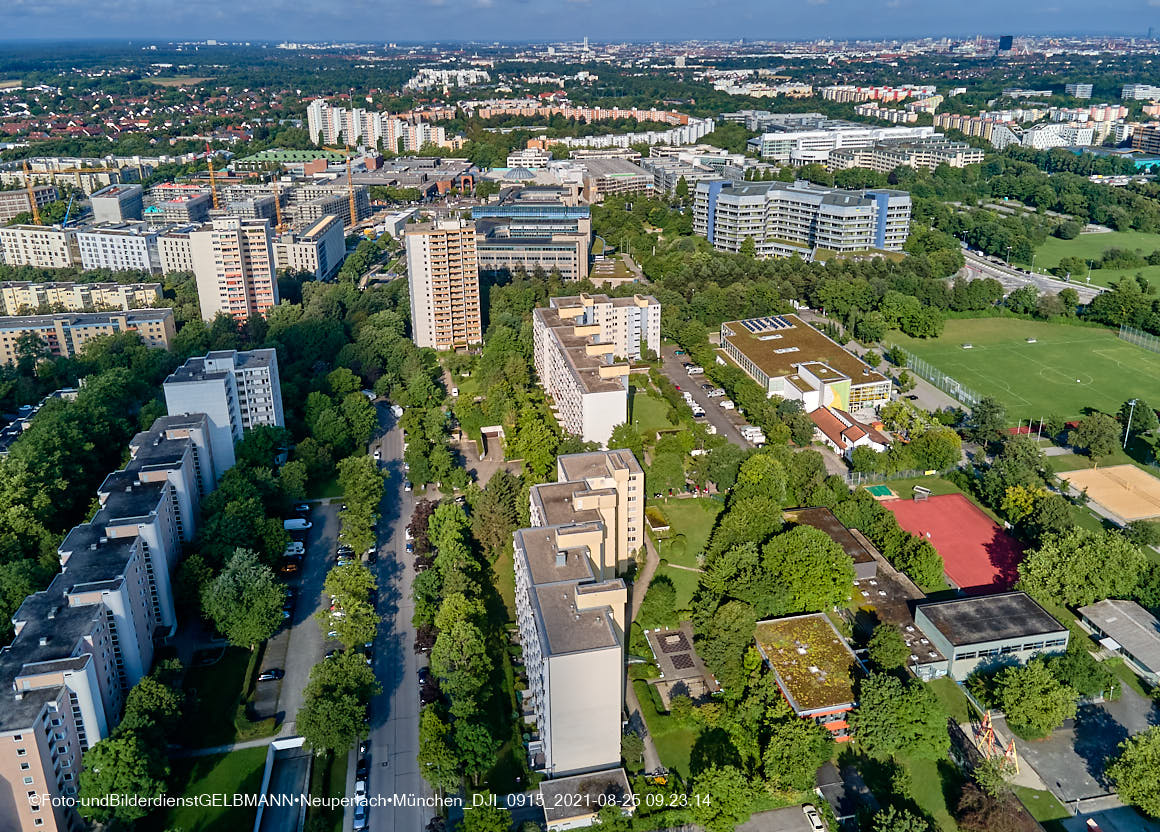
[1034,230,1160,289]
[1104,656,1152,698]
[309,472,343,500]
[1013,785,1072,825]
[654,564,702,610]
[142,748,266,831]
[492,546,517,623]
[629,386,678,434]
[633,679,699,779]
[181,647,251,748]
[650,497,722,568]
[926,677,976,724]
[900,754,963,832]
[306,751,348,832]
[891,318,1160,420]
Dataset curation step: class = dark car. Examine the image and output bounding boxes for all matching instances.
[356,757,370,779]
[293,503,310,513]
[325,649,341,660]
[257,669,284,681]
[418,667,431,688]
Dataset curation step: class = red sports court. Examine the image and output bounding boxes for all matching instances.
[884,493,1025,593]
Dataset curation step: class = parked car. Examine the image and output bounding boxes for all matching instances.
[719,399,735,410]
[418,667,431,688]
[674,349,685,355]
[405,528,414,541]
[283,518,311,531]
[373,449,381,461]
[404,481,412,492]
[802,804,825,832]
[355,780,367,801]
[701,383,714,392]
[353,802,368,830]
[356,758,369,780]
[292,503,310,515]
[278,562,299,574]
[257,669,284,681]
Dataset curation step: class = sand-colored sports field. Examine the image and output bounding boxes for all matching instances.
[1059,464,1160,522]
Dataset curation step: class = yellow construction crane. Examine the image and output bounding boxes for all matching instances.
[322,145,359,226]
[48,166,118,188]
[205,142,220,210]
[272,181,287,234]
[22,161,41,225]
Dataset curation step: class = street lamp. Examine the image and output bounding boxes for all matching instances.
[1124,398,1138,449]
[1030,253,1037,274]
[1006,245,1013,266]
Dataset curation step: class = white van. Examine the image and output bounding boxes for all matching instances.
[719,400,735,410]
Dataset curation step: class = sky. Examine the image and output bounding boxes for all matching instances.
[3,0,1160,43]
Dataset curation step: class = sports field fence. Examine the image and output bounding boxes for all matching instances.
[885,344,983,407]
[845,467,958,487]
[1119,325,1160,354]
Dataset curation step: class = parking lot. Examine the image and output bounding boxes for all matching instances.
[251,501,343,731]
[1008,686,1160,804]
[659,345,753,447]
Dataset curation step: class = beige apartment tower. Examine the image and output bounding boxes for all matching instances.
[405,220,483,350]
[189,217,279,322]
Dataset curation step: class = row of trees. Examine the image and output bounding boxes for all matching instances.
[415,502,519,792]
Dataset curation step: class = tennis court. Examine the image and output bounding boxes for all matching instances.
[1058,464,1160,522]
[884,493,1025,593]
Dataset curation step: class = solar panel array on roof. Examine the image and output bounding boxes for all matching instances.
[739,315,796,334]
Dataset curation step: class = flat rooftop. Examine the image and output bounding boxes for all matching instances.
[783,506,875,567]
[721,315,886,385]
[917,592,1066,647]
[557,448,643,481]
[529,481,603,528]
[513,524,600,586]
[534,306,627,395]
[531,583,619,655]
[754,614,859,714]
[1078,600,1160,672]
[540,768,632,823]
[0,308,172,329]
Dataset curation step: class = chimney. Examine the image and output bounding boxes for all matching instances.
[38,637,48,647]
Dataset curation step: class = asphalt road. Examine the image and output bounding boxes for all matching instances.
[253,501,341,730]
[657,345,750,447]
[360,403,430,832]
[961,250,1104,304]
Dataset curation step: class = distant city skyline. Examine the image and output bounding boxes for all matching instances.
[3,0,1160,44]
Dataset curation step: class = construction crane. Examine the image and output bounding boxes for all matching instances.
[32,166,119,189]
[205,142,220,210]
[322,145,360,227]
[22,161,41,225]
[272,180,287,234]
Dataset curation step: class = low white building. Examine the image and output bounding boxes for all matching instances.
[76,223,163,274]
[0,224,76,268]
[272,215,345,280]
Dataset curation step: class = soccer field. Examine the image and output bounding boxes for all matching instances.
[892,318,1160,420]
[1035,230,1160,289]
